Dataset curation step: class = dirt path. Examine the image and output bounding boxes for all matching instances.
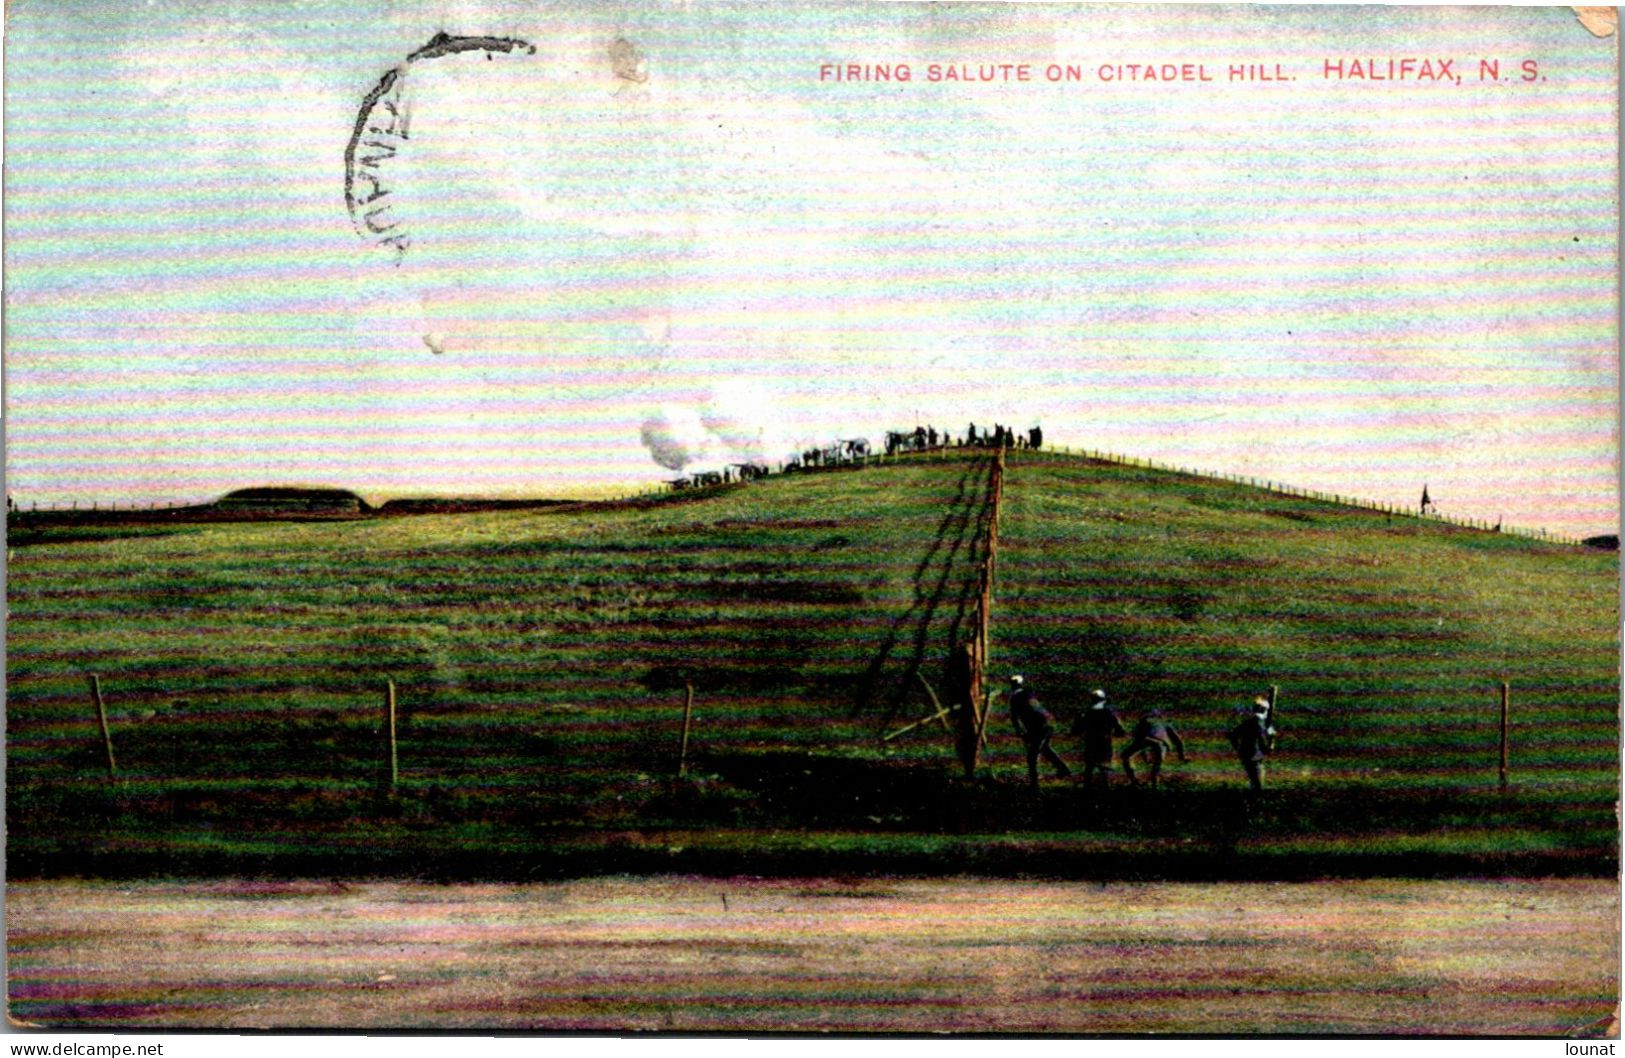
[7,877,1617,1034]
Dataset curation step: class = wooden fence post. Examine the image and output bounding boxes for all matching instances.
[678,682,695,778]
[979,564,991,674]
[949,643,979,777]
[1499,681,1509,792]
[88,674,116,778]
[386,680,399,789]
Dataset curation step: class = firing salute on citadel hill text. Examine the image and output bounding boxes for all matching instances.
[818,55,1539,87]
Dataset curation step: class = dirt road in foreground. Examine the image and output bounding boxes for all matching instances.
[7,877,1618,1034]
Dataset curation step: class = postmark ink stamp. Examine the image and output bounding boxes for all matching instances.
[344,32,537,261]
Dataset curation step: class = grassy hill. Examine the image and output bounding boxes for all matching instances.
[999,451,1618,786]
[6,449,1617,878]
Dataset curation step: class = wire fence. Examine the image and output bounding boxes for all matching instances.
[1031,444,1588,548]
[11,500,206,513]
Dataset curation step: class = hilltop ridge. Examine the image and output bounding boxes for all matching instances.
[5,447,1616,878]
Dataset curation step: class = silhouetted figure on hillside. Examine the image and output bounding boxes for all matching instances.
[1009,675,1070,788]
[1072,689,1125,789]
[1121,708,1187,787]
[1228,696,1277,793]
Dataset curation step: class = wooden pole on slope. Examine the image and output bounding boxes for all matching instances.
[982,450,1005,756]
[978,563,991,683]
[386,679,399,790]
[951,642,980,778]
[678,682,695,778]
[88,674,116,778]
[1499,681,1510,793]
[977,690,995,752]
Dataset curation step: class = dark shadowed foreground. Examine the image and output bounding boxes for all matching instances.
[8,876,1617,1034]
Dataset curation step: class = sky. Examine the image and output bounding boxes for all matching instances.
[3,2,1618,536]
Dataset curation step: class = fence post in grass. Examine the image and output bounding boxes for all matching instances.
[1499,681,1510,792]
[678,682,695,778]
[949,643,980,778]
[88,674,116,778]
[386,679,399,790]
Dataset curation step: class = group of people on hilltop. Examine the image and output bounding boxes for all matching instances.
[964,424,1042,450]
[1006,675,1276,792]
[884,423,1046,455]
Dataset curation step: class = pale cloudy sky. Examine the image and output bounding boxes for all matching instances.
[3,2,1617,535]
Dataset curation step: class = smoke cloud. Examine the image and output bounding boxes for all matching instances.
[639,406,715,472]
[640,380,796,473]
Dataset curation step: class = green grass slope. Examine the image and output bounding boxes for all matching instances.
[997,451,1619,788]
[7,454,994,873]
[5,449,1617,878]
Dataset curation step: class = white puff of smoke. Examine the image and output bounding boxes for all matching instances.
[699,379,785,466]
[639,405,717,472]
[639,380,797,473]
